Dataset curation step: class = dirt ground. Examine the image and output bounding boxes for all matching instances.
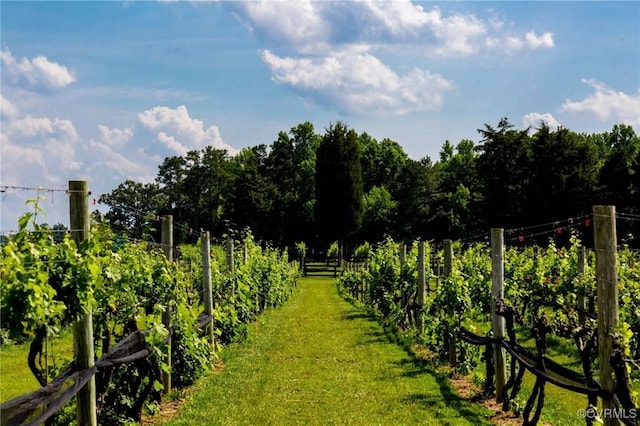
[141,359,225,425]
[449,374,553,426]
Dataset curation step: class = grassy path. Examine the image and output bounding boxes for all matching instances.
[165,276,492,426]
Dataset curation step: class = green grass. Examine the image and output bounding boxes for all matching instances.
[0,329,74,402]
[165,277,493,425]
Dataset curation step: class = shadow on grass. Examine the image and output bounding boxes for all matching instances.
[339,298,493,424]
[394,360,493,423]
[341,311,373,321]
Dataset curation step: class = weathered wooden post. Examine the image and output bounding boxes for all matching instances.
[490,228,507,402]
[417,240,426,333]
[69,180,97,426]
[161,215,173,394]
[593,206,620,426]
[226,237,234,273]
[226,237,235,301]
[202,231,214,345]
[577,245,587,324]
[444,239,456,368]
[399,243,407,320]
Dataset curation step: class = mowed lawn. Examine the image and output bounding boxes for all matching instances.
[165,276,492,426]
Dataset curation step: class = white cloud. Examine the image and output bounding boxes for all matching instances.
[421,7,486,56]
[0,109,82,192]
[157,131,191,157]
[261,50,453,115]
[138,105,237,155]
[86,124,154,181]
[98,125,134,147]
[496,31,554,53]
[88,143,152,182]
[561,79,640,126]
[0,95,20,118]
[4,114,78,143]
[525,31,554,49]
[504,36,525,51]
[522,112,561,131]
[231,1,551,57]
[1,48,76,90]
[229,1,553,115]
[233,0,327,53]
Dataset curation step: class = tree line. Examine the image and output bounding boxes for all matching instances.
[99,118,640,249]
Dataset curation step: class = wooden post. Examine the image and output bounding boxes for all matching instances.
[161,215,173,394]
[417,240,426,332]
[399,243,407,323]
[226,237,234,273]
[202,232,215,345]
[161,215,173,261]
[444,239,456,368]
[490,228,507,402]
[69,180,97,426]
[593,206,619,426]
[577,245,587,324]
[226,237,235,301]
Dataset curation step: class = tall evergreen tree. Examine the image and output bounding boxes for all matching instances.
[314,122,363,249]
[475,118,532,228]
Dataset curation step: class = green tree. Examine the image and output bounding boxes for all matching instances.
[430,139,482,239]
[359,132,381,193]
[596,124,640,243]
[360,186,397,242]
[314,122,363,250]
[266,122,320,245]
[226,145,275,239]
[526,124,599,224]
[394,157,438,241]
[52,223,68,244]
[378,138,408,194]
[475,118,532,228]
[597,124,640,208]
[99,180,167,239]
[155,147,232,241]
[358,133,408,194]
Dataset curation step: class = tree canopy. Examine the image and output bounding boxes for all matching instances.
[100,119,640,249]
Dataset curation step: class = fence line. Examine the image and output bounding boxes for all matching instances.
[337,205,638,426]
[0,180,298,425]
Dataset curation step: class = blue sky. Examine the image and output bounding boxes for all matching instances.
[1,1,639,229]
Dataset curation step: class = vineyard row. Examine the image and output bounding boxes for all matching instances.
[338,205,638,426]
[0,181,300,425]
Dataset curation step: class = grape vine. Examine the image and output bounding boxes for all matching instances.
[0,206,299,424]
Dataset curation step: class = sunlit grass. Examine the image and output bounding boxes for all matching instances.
[0,329,74,402]
[165,277,492,425]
